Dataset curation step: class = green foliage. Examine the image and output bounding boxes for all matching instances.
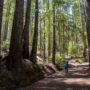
[2,40,10,51]
[68,41,73,54]
[68,41,83,56]
[55,53,64,65]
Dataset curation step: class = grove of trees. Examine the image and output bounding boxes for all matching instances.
[0,0,90,88]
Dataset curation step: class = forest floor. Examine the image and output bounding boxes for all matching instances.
[17,61,90,90]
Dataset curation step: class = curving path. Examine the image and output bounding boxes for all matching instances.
[17,63,90,90]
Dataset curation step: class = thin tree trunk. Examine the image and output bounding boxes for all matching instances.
[67,23,70,56]
[44,19,46,62]
[23,0,31,59]
[30,0,39,63]
[0,0,4,65]
[48,0,51,59]
[62,20,65,55]
[52,3,56,64]
[40,19,42,56]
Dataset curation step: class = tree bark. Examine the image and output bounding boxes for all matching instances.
[7,0,24,71]
[40,19,42,56]
[0,0,3,70]
[44,19,46,62]
[48,0,51,58]
[52,3,56,64]
[23,0,31,59]
[0,0,4,58]
[30,0,39,63]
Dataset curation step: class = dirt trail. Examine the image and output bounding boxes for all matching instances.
[17,63,90,90]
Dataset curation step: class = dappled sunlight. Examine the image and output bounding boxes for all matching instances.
[1,0,90,89]
[70,72,89,76]
[54,78,90,86]
[25,64,90,90]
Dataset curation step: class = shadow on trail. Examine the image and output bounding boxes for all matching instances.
[17,63,90,90]
[31,83,90,90]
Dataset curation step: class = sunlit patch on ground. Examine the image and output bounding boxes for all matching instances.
[17,62,90,90]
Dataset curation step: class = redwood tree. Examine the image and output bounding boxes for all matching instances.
[0,0,4,58]
[30,0,39,63]
[52,2,56,64]
[7,0,24,71]
[23,0,31,59]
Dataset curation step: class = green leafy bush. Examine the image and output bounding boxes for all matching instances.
[55,53,64,65]
[68,41,82,57]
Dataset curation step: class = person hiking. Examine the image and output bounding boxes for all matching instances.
[64,61,69,74]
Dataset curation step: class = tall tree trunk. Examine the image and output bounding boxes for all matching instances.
[44,19,46,62]
[48,0,51,59]
[23,0,31,59]
[40,19,42,55]
[30,0,39,63]
[7,0,24,71]
[62,20,65,56]
[52,3,56,64]
[48,23,51,57]
[0,0,4,61]
[79,0,87,58]
[86,0,90,67]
